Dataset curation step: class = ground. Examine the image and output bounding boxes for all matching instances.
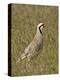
[10,4,58,76]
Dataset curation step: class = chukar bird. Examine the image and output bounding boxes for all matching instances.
[16,23,45,63]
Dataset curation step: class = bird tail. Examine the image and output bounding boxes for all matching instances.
[16,52,26,64]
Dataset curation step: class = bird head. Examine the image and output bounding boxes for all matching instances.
[37,23,45,35]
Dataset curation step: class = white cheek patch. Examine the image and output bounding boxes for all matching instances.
[40,26,43,30]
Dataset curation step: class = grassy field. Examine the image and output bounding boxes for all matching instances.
[11,4,58,76]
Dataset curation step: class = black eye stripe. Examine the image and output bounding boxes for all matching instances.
[40,24,44,27]
[39,27,43,35]
[39,27,40,30]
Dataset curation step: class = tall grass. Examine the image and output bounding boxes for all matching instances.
[11,4,58,76]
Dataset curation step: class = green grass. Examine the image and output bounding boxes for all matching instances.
[11,4,58,76]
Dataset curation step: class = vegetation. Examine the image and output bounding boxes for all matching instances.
[11,4,58,76]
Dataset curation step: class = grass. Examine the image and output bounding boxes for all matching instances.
[11,4,58,76]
